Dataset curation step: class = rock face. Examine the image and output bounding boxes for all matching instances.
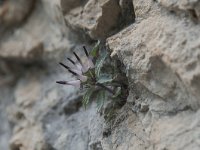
[62,0,134,40]
[0,0,200,150]
[0,0,70,60]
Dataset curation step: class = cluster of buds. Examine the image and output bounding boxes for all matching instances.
[56,46,94,89]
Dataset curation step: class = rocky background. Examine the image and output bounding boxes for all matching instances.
[0,0,200,150]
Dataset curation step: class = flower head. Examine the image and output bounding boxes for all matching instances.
[56,46,94,88]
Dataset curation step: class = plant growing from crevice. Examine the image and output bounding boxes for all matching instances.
[56,41,129,120]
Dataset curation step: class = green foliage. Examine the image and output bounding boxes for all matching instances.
[90,40,100,57]
[57,40,128,122]
[112,87,121,98]
[95,51,108,78]
[81,41,128,113]
[82,87,96,109]
[96,90,107,111]
[97,73,113,84]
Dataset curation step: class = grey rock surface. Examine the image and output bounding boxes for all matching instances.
[0,0,200,150]
[62,0,134,39]
[0,0,70,60]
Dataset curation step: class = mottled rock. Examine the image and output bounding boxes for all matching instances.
[63,0,135,40]
[15,77,42,107]
[63,0,121,39]
[158,0,200,20]
[10,124,47,150]
[106,0,200,149]
[2,63,72,147]
[0,86,14,150]
[61,0,86,15]
[0,0,35,27]
[0,0,70,60]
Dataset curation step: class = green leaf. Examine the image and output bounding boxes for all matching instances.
[105,108,116,123]
[113,60,118,74]
[82,87,95,109]
[95,51,108,78]
[96,90,109,111]
[112,87,121,98]
[97,73,113,84]
[96,90,106,111]
[90,40,100,57]
[84,68,95,79]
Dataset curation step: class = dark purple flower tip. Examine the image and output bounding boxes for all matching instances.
[59,62,82,76]
[68,69,78,76]
[59,62,70,70]
[83,46,89,57]
[56,81,67,85]
[67,57,75,65]
[56,80,81,88]
[73,51,82,65]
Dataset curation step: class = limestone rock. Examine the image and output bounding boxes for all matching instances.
[63,0,121,39]
[0,0,70,60]
[158,0,200,20]
[106,0,200,149]
[0,86,14,150]
[63,0,135,40]
[0,0,35,27]
[10,124,47,150]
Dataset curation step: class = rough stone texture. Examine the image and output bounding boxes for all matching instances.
[158,0,200,20]
[106,0,200,149]
[0,0,70,60]
[0,0,35,28]
[0,86,14,150]
[62,0,134,39]
[0,0,200,150]
[63,0,121,39]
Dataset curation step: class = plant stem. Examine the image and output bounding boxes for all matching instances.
[96,83,115,94]
[89,70,95,79]
[97,83,127,101]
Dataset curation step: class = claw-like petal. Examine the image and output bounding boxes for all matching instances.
[83,46,94,69]
[56,80,81,88]
[59,62,82,75]
[87,57,94,69]
[73,51,88,73]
